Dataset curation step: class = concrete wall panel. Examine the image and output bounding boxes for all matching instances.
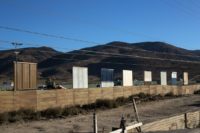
[144,71,152,82]
[123,70,133,86]
[184,72,189,85]
[171,72,177,85]
[73,66,88,89]
[161,72,167,85]
[101,68,114,87]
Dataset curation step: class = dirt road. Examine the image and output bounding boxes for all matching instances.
[0,95,200,133]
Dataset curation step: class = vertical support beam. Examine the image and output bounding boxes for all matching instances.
[184,113,188,129]
[93,112,98,133]
[14,61,17,91]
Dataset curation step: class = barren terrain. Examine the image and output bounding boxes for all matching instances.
[0,95,200,133]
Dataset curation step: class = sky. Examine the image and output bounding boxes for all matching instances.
[0,0,200,51]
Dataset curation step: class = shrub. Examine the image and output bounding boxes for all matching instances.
[138,92,150,99]
[62,106,84,116]
[7,111,23,123]
[116,97,129,106]
[149,94,164,101]
[165,92,174,97]
[82,103,96,110]
[95,99,118,109]
[194,90,200,95]
[41,107,62,118]
[17,109,40,120]
[128,95,139,101]
[0,113,9,124]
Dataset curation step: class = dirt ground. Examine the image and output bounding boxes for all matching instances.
[0,95,200,133]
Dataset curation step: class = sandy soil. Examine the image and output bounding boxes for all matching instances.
[0,95,200,133]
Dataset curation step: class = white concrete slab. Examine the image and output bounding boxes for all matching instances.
[123,70,133,86]
[144,71,152,82]
[161,71,167,85]
[184,72,189,85]
[73,66,88,89]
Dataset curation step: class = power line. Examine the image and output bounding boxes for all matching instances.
[0,26,102,45]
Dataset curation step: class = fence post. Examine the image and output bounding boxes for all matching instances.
[93,112,98,133]
[184,113,188,129]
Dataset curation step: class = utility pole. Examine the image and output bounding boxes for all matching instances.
[12,42,22,91]
[12,42,22,62]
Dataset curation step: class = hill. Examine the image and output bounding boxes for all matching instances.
[0,46,59,79]
[0,42,200,83]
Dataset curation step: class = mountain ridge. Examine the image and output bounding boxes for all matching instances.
[0,41,199,83]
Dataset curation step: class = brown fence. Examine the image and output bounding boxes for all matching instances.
[14,62,37,90]
[139,110,200,132]
[0,85,200,113]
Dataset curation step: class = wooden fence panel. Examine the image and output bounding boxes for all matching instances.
[150,85,157,95]
[113,87,124,99]
[156,86,163,95]
[142,114,185,132]
[88,88,102,103]
[141,85,150,94]
[14,90,37,110]
[29,63,37,89]
[102,88,114,100]
[0,91,14,113]
[37,90,57,110]
[74,89,89,106]
[123,87,133,98]
[65,89,74,106]
[132,86,141,95]
[22,63,30,89]
[55,89,68,107]
[0,85,200,113]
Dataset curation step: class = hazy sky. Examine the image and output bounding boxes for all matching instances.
[0,0,199,51]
